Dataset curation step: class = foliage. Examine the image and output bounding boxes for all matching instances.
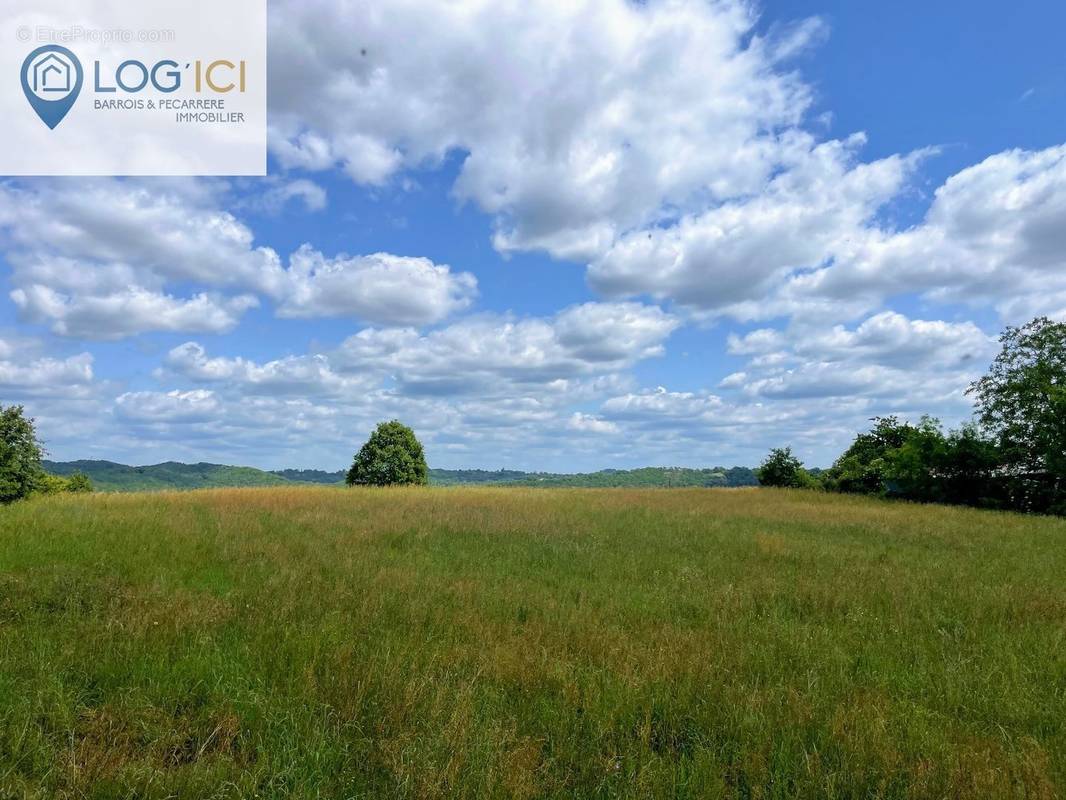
[1,487,1062,797]
[29,470,95,498]
[823,416,916,496]
[41,460,760,492]
[461,466,760,488]
[65,471,94,493]
[810,317,1066,515]
[0,404,45,504]
[42,460,298,492]
[33,473,73,496]
[346,420,429,487]
[969,316,1066,513]
[821,416,1005,509]
[757,447,819,489]
[270,468,346,484]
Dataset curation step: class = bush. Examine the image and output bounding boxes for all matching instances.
[0,405,45,504]
[346,421,429,487]
[34,474,71,497]
[66,472,94,493]
[757,447,819,489]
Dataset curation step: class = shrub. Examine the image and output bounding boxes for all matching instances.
[66,472,94,493]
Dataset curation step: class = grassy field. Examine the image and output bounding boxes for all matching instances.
[0,488,1063,799]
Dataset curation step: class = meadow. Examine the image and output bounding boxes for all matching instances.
[0,487,1063,799]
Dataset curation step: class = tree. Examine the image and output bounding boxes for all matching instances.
[883,416,950,503]
[346,420,429,487]
[757,447,818,489]
[824,417,915,496]
[0,405,45,504]
[936,424,1003,509]
[969,317,1066,512]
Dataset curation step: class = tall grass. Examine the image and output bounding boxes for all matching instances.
[0,487,1063,798]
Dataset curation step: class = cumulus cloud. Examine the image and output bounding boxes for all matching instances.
[128,303,674,466]
[277,246,477,325]
[115,389,222,424]
[720,312,994,404]
[11,286,259,340]
[161,342,372,397]
[566,412,620,435]
[0,343,94,397]
[268,1,1066,331]
[332,302,678,395]
[589,137,924,316]
[269,0,824,260]
[727,312,995,371]
[162,302,675,401]
[0,179,477,336]
[777,145,1066,323]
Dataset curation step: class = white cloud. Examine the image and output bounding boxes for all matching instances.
[0,179,284,292]
[268,1,1066,331]
[589,137,923,316]
[277,245,477,326]
[720,312,994,404]
[333,302,678,395]
[567,412,620,435]
[115,390,222,424]
[0,346,93,396]
[269,0,824,261]
[727,312,995,371]
[161,342,372,397]
[782,145,1066,323]
[0,179,477,336]
[239,178,329,214]
[11,286,259,340]
[162,302,673,402]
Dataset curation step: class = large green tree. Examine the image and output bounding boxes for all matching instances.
[346,420,429,487]
[0,405,45,504]
[969,316,1066,512]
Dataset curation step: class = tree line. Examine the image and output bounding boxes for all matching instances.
[757,317,1066,516]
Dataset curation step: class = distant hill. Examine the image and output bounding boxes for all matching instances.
[270,469,346,484]
[43,460,294,492]
[43,461,759,492]
[491,466,758,488]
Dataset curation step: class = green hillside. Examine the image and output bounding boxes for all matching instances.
[44,461,759,492]
[269,469,346,484]
[42,461,292,493]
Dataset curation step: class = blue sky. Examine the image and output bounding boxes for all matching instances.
[2,0,1065,472]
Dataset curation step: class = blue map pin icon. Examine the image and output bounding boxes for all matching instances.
[21,45,83,130]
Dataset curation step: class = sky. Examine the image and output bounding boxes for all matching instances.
[2,0,1065,472]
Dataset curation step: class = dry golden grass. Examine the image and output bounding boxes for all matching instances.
[0,486,1064,798]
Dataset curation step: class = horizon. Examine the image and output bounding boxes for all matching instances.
[42,455,767,475]
[2,0,1065,472]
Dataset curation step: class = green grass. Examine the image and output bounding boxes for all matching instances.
[0,487,1063,799]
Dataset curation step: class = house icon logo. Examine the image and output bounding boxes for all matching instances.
[20,45,84,129]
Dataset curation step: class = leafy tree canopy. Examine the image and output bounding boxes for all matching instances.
[0,405,45,504]
[757,447,819,489]
[346,421,429,487]
[969,316,1066,511]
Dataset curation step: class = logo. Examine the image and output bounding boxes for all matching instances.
[20,45,83,129]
